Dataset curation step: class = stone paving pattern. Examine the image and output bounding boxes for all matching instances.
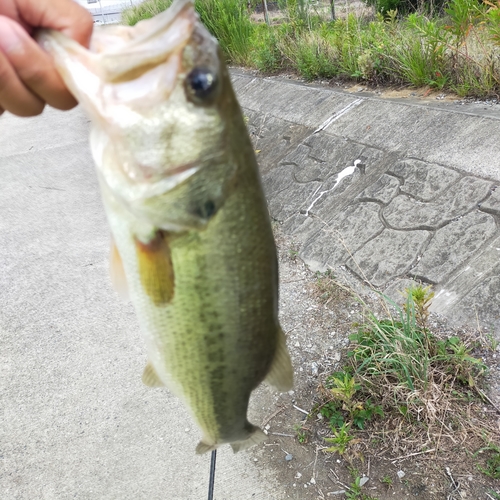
[233,71,500,335]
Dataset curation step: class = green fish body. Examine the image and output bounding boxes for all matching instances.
[39,0,293,453]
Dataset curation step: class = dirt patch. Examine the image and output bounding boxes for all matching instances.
[248,226,500,500]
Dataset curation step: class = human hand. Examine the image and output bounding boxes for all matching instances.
[0,0,93,116]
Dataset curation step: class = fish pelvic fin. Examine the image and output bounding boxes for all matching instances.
[110,238,129,301]
[230,425,267,454]
[142,362,165,387]
[264,327,294,392]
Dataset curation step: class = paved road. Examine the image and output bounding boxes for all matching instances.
[0,107,282,499]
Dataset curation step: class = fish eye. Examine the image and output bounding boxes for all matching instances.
[185,67,218,104]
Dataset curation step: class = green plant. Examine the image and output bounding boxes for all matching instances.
[314,269,340,302]
[196,0,255,65]
[486,332,499,351]
[405,285,434,328]
[486,490,500,500]
[293,423,308,444]
[123,0,255,65]
[324,423,359,454]
[345,469,377,500]
[380,474,393,488]
[475,443,500,479]
[288,241,300,261]
[123,0,500,98]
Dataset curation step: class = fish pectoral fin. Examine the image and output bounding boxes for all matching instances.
[264,327,294,392]
[135,231,175,306]
[230,425,267,454]
[110,238,129,301]
[142,362,165,387]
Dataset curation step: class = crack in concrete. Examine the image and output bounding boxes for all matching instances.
[313,99,364,133]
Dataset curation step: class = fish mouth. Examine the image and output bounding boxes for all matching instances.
[37,0,198,94]
[93,0,198,83]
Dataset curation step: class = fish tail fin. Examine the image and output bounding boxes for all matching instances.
[265,327,294,392]
[230,424,267,454]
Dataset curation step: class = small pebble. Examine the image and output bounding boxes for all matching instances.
[310,477,316,484]
[295,472,302,479]
[254,458,258,462]
[285,454,293,461]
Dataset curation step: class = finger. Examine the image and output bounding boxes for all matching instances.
[0,17,77,111]
[0,43,44,116]
[17,0,94,47]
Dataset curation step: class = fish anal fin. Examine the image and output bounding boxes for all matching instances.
[195,440,218,455]
[110,238,129,300]
[264,327,294,392]
[135,231,175,306]
[230,425,267,453]
[142,362,165,387]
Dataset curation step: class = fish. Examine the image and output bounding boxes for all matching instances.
[37,0,293,454]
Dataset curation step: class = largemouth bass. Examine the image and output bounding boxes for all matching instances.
[38,0,293,453]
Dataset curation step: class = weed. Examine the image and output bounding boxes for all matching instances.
[314,269,343,303]
[293,423,309,444]
[475,443,500,479]
[404,284,434,329]
[487,490,500,500]
[324,422,359,455]
[288,243,299,261]
[125,0,500,98]
[321,371,383,430]
[380,474,393,488]
[345,469,376,500]
[486,332,499,352]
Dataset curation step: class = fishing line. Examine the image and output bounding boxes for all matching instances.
[207,449,217,500]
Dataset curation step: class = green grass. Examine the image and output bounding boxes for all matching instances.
[316,286,495,460]
[123,0,500,97]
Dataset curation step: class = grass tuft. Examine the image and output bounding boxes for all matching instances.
[316,286,498,464]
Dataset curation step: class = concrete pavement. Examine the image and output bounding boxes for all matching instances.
[0,107,282,499]
[2,73,500,499]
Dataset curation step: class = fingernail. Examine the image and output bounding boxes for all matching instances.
[0,19,24,54]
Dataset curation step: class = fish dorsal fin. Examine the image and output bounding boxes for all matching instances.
[142,362,165,387]
[110,238,129,300]
[264,327,294,392]
[135,231,175,306]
